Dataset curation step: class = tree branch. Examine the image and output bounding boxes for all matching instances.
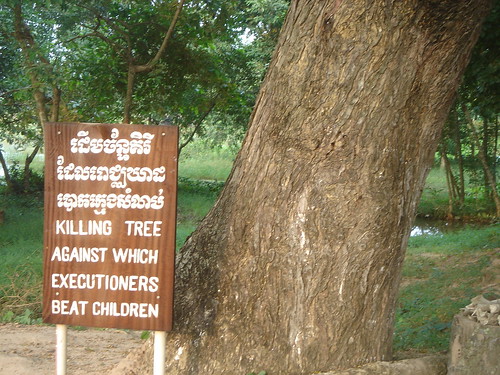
[123,0,186,123]
[134,0,186,73]
[75,21,129,60]
[0,86,32,98]
[23,144,41,192]
[179,95,219,155]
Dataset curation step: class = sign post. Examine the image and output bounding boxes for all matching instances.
[56,324,67,375]
[154,331,166,375]
[43,123,178,373]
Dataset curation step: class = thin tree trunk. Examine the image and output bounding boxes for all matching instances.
[494,116,498,183]
[0,148,13,192]
[22,145,40,192]
[50,87,61,122]
[482,116,490,196]
[462,103,500,216]
[440,145,456,219]
[115,1,491,374]
[451,108,465,205]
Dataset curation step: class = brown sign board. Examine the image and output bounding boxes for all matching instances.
[42,122,178,331]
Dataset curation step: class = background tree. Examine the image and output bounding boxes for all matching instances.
[438,3,499,217]
[60,0,253,137]
[0,0,292,174]
[0,0,272,187]
[0,1,62,192]
[112,1,491,374]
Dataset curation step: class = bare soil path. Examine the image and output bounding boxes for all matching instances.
[0,323,142,375]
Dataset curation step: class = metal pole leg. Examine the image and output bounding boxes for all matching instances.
[56,324,67,375]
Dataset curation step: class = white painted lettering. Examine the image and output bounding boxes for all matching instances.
[124,221,162,236]
[55,220,112,236]
[92,302,158,318]
[111,248,159,264]
[51,300,88,315]
[50,246,107,262]
[51,273,159,292]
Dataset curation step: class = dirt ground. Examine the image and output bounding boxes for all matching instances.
[0,323,143,375]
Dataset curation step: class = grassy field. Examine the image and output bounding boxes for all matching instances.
[395,225,499,354]
[0,143,498,355]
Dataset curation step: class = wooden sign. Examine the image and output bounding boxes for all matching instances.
[42,123,178,331]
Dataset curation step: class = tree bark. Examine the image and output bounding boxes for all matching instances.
[320,355,447,375]
[123,65,136,124]
[118,1,491,374]
[22,144,40,192]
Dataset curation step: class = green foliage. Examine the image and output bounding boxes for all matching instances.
[461,3,500,117]
[0,0,291,173]
[176,177,222,250]
[435,2,500,215]
[1,308,42,325]
[178,177,225,195]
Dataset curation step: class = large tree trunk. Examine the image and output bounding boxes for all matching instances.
[117,1,491,374]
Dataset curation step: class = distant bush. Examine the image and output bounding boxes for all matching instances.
[178,177,225,195]
[1,162,44,194]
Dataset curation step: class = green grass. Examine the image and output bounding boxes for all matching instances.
[408,224,499,254]
[0,193,44,321]
[178,142,236,181]
[394,224,499,353]
[176,183,222,249]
